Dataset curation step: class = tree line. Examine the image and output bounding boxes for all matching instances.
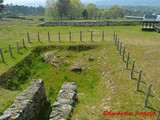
[1,0,160,21]
[4,4,45,16]
[46,0,125,20]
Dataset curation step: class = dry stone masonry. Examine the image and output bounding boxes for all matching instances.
[0,79,48,120]
[38,20,142,27]
[49,82,78,120]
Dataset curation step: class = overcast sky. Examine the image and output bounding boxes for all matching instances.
[4,0,46,6]
[3,0,93,6]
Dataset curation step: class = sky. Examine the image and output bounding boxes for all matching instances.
[4,0,46,6]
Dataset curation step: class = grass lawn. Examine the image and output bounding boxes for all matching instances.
[0,19,160,119]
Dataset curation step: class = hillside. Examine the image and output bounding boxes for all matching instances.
[82,0,160,7]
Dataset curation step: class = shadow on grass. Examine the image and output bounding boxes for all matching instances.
[137,89,146,95]
[39,102,52,120]
[146,106,157,112]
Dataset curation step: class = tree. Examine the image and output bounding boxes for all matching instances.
[82,9,88,19]
[70,0,84,20]
[106,5,125,19]
[46,0,71,20]
[0,0,4,13]
[56,0,71,20]
[4,4,45,16]
[86,3,99,19]
[46,0,57,19]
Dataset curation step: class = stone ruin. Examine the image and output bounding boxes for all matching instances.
[49,82,78,120]
[0,79,48,120]
[0,80,78,120]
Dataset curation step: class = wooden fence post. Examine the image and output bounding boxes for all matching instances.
[69,31,71,42]
[48,32,50,42]
[115,37,117,46]
[0,48,5,63]
[27,32,30,43]
[117,38,119,50]
[113,31,115,41]
[144,84,152,108]
[120,42,122,54]
[58,31,61,42]
[115,35,118,41]
[9,45,13,58]
[136,70,142,91]
[130,60,135,79]
[91,31,93,42]
[126,52,130,69]
[80,31,82,42]
[122,47,126,62]
[22,39,25,48]
[102,31,104,41]
[38,32,40,42]
[16,41,20,53]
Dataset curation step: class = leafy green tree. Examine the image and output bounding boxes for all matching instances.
[82,9,88,19]
[46,0,58,19]
[86,3,99,19]
[106,5,125,19]
[70,0,84,20]
[46,0,71,20]
[56,0,71,20]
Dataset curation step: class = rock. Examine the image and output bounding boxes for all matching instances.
[43,52,60,68]
[50,110,61,118]
[61,82,77,91]
[70,66,83,72]
[0,114,11,120]
[61,104,72,117]
[88,57,94,61]
[58,99,75,105]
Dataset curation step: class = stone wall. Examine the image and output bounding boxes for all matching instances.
[38,20,142,27]
[0,79,48,120]
[49,82,78,120]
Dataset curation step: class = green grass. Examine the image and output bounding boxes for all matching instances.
[0,19,160,119]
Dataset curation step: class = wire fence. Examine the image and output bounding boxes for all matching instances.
[113,32,160,119]
[0,30,109,64]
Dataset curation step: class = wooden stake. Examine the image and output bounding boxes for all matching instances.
[136,70,142,91]
[0,48,5,63]
[113,31,115,41]
[22,39,25,48]
[58,31,61,42]
[9,45,13,58]
[102,31,104,41]
[115,35,117,41]
[80,31,82,42]
[117,38,119,50]
[27,32,30,43]
[144,84,152,108]
[38,32,40,42]
[48,32,50,42]
[120,42,122,54]
[130,60,135,79]
[115,37,117,46]
[16,41,20,53]
[126,52,130,69]
[91,31,93,42]
[122,47,126,62]
[69,31,71,42]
